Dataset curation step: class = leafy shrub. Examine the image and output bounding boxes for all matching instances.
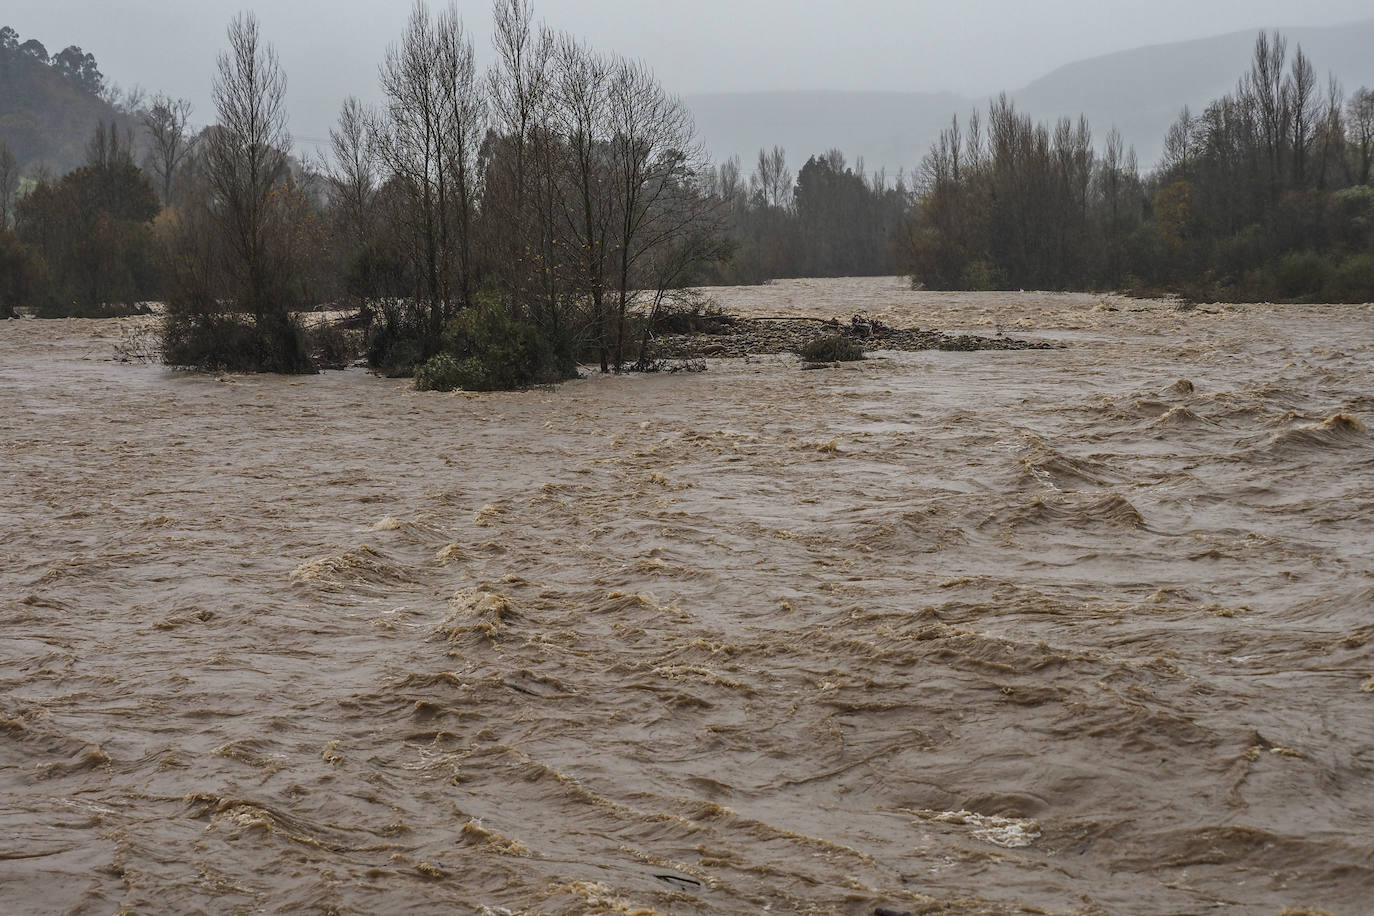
[1271,250,1331,301]
[414,352,465,391]
[960,259,1001,290]
[1329,186,1374,249]
[798,333,865,362]
[415,300,577,392]
[1325,254,1374,303]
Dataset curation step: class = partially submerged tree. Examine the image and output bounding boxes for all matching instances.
[162,13,314,372]
[362,0,724,383]
[370,1,488,365]
[606,59,725,367]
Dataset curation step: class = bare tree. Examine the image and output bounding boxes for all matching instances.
[98,82,146,113]
[716,155,744,205]
[1287,46,1317,184]
[197,12,310,371]
[751,145,791,209]
[551,35,615,370]
[328,95,377,247]
[434,5,485,313]
[606,59,717,369]
[378,0,448,327]
[1160,106,1194,174]
[1240,32,1289,193]
[488,0,550,198]
[0,140,18,229]
[1314,76,1345,189]
[486,0,555,305]
[1100,127,1124,226]
[141,93,196,205]
[85,119,134,171]
[1348,87,1374,185]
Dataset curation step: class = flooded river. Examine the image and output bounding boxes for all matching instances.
[2,277,1371,914]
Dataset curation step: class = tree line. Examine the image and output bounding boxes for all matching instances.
[3,2,731,380]
[697,147,912,283]
[0,25,105,97]
[903,32,1374,302]
[4,20,1373,365]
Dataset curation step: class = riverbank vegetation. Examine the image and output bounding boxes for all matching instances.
[901,33,1374,303]
[1,13,1372,385]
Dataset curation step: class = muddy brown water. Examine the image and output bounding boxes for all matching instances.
[2,277,1372,915]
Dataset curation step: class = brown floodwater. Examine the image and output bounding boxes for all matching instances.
[2,277,1372,915]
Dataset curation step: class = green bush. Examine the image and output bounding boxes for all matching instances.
[414,352,466,391]
[960,259,1001,291]
[798,333,865,362]
[1329,185,1374,249]
[414,300,577,392]
[1325,254,1374,303]
[1271,250,1331,301]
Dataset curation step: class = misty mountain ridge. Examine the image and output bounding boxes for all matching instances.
[686,17,1374,178]
[0,30,134,175]
[5,17,1373,185]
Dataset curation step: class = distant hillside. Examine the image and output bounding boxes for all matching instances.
[1013,18,1374,168]
[0,27,134,175]
[686,90,964,182]
[685,18,1374,178]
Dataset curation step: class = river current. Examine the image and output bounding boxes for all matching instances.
[2,277,1371,914]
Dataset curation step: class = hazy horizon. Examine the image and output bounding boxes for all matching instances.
[6,0,1373,154]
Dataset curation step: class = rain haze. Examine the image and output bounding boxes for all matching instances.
[5,0,1373,155]
[6,0,1374,913]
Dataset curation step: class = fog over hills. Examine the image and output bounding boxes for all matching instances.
[5,10,1372,184]
[686,18,1374,179]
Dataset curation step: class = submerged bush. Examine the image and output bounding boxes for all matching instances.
[413,352,465,391]
[162,311,315,374]
[305,321,364,370]
[798,333,865,362]
[648,299,737,335]
[415,301,577,392]
[365,304,429,377]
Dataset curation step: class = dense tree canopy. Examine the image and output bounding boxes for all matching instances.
[14,122,160,315]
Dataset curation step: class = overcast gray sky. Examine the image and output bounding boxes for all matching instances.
[6,0,1373,148]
